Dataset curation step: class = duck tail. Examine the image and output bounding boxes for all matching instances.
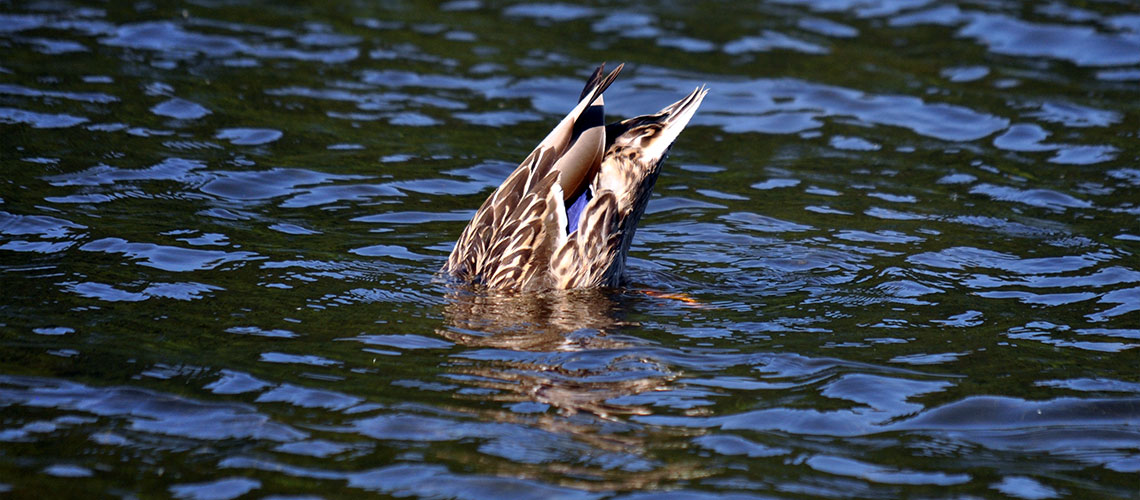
[637,85,709,163]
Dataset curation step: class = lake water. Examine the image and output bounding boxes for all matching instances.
[2,1,1139,498]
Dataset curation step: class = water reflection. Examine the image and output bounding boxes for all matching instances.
[438,287,673,418]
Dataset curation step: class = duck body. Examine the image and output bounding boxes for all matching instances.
[442,63,708,291]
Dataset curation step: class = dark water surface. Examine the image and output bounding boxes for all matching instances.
[3,1,1140,498]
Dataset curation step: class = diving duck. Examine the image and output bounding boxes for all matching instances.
[442,63,708,290]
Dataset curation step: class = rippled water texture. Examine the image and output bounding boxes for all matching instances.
[3,1,1140,498]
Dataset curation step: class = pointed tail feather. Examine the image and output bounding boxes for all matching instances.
[637,86,708,162]
[579,63,607,101]
[529,63,623,158]
[542,64,624,200]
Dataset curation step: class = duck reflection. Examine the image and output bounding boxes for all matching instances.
[436,286,676,418]
[431,287,712,490]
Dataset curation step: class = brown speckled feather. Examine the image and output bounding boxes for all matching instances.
[550,190,622,288]
[442,64,707,290]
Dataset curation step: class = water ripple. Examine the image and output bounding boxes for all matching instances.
[0,106,87,128]
[2,0,1139,497]
[79,237,259,272]
[0,375,308,442]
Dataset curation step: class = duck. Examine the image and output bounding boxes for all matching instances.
[442,63,708,291]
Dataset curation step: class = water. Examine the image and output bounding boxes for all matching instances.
[2,1,1139,498]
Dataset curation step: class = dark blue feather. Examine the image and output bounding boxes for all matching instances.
[566,187,592,233]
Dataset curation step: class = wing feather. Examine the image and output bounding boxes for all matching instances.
[481,169,563,289]
[551,190,622,289]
